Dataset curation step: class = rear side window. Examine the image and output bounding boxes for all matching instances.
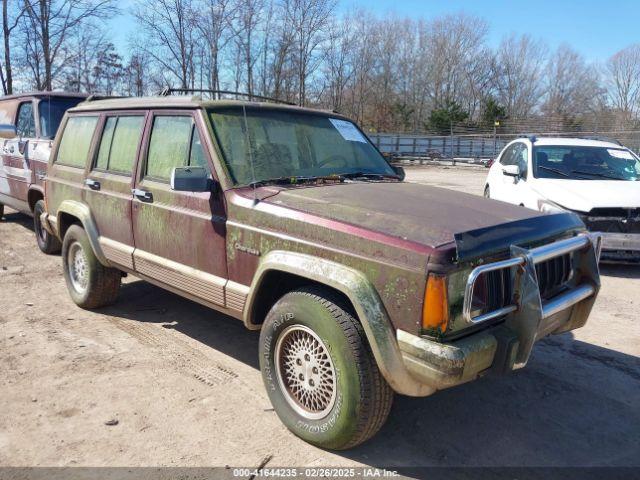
[145,115,208,182]
[16,102,35,138]
[56,116,99,168]
[95,115,145,174]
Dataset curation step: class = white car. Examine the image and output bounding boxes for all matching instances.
[485,136,640,263]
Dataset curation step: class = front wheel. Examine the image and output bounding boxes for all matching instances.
[62,225,121,309]
[34,200,61,254]
[259,286,393,450]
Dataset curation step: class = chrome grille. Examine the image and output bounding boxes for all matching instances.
[535,253,573,300]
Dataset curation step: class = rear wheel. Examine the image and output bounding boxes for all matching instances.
[484,185,490,198]
[259,286,393,450]
[34,199,61,254]
[62,225,121,308]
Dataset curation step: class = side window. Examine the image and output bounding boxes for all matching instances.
[55,116,99,168]
[95,115,145,174]
[16,102,35,138]
[145,115,209,182]
[499,145,515,165]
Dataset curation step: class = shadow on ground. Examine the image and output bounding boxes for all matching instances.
[101,277,640,470]
[1,211,33,231]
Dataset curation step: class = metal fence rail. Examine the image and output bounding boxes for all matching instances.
[369,131,640,161]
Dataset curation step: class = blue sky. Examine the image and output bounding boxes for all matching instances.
[108,0,638,63]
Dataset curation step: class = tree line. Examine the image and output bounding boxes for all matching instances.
[3,0,640,134]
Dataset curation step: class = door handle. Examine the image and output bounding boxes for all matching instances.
[132,188,153,202]
[85,178,101,190]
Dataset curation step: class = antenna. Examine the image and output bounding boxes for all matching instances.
[242,104,258,205]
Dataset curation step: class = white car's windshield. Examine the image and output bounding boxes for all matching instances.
[533,145,640,181]
[208,107,396,186]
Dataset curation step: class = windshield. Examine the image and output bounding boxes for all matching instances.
[38,97,85,139]
[533,145,640,181]
[208,107,395,185]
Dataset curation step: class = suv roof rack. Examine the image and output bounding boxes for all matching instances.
[158,88,296,106]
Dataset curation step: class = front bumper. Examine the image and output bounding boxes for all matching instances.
[398,233,601,391]
[599,232,640,263]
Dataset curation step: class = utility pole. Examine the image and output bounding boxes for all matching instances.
[493,120,500,157]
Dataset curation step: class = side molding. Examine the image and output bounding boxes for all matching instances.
[55,200,111,266]
[245,250,433,397]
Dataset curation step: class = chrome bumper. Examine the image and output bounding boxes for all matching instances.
[398,233,601,392]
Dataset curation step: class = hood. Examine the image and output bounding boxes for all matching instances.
[263,181,546,250]
[532,179,640,212]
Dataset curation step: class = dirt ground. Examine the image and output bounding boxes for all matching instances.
[1,165,639,471]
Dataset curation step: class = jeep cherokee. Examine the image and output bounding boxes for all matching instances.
[40,94,602,449]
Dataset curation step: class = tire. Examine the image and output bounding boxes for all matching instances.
[484,185,490,198]
[0,203,4,219]
[34,199,61,254]
[61,224,121,309]
[259,286,394,450]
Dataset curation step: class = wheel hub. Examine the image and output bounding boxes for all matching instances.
[275,325,337,420]
[68,242,89,293]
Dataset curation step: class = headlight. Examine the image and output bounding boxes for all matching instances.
[537,198,567,214]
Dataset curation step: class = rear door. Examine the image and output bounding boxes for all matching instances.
[84,112,147,270]
[131,110,228,308]
[1,100,35,210]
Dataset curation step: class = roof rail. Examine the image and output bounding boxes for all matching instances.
[84,94,125,102]
[578,135,622,146]
[158,88,296,106]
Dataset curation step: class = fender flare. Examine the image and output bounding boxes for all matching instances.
[55,200,110,266]
[244,250,433,396]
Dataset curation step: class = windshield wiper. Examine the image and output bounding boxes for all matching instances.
[336,172,399,181]
[571,170,628,181]
[247,176,316,188]
[538,166,571,177]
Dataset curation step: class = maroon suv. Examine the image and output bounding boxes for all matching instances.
[41,95,602,449]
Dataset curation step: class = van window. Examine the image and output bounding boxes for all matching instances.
[95,115,145,174]
[16,102,35,138]
[145,116,208,181]
[56,116,99,168]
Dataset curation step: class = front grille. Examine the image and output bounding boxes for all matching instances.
[470,268,512,317]
[535,253,573,300]
[581,208,640,234]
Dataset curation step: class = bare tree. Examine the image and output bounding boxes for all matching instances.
[282,0,335,105]
[19,0,115,90]
[492,34,547,117]
[606,44,640,116]
[132,0,196,89]
[543,44,603,118]
[2,0,26,94]
[230,0,263,95]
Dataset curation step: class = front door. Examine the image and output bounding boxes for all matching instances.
[84,112,147,270]
[131,110,228,307]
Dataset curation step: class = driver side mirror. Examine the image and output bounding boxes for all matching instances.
[391,165,406,181]
[0,124,17,139]
[170,166,213,192]
[502,164,520,178]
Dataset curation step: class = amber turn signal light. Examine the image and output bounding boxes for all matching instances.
[422,274,449,333]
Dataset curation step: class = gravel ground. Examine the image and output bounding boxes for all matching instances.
[1,165,639,471]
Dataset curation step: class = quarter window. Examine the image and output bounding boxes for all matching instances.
[145,115,208,182]
[56,116,99,168]
[16,102,35,138]
[95,115,145,174]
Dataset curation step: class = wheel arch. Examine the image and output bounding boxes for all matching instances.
[27,186,44,212]
[55,200,110,266]
[244,250,432,396]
